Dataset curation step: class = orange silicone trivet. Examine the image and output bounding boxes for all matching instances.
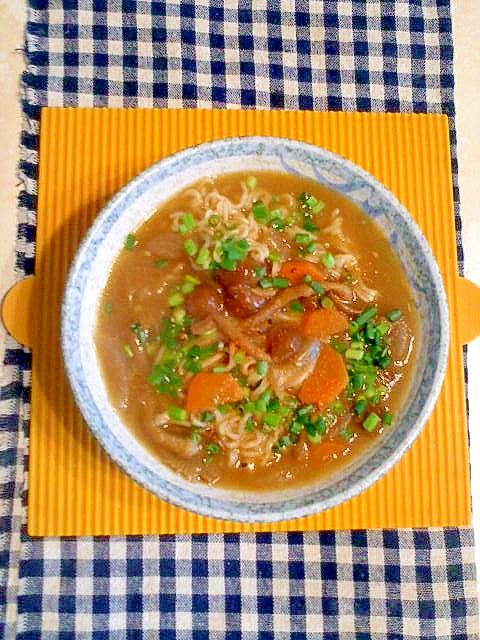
[6,108,475,535]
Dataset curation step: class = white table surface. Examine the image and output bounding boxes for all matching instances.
[0,0,478,590]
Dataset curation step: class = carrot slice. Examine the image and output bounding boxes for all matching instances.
[277,259,325,285]
[297,344,349,408]
[301,308,349,340]
[185,371,244,412]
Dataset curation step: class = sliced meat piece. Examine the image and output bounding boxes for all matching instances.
[155,427,201,457]
[144,232,187,259]
[388,316,414,366]
[214,256,261,289]
[223,283,273,318]
[266,324,306,363]
[213,313,272,362]
[267,340,321,396]
[244,284,315,330]
[215,257,274,318]
[184,284,224,320]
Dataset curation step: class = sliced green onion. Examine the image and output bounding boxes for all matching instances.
[298,404,314,416]
[295,233,311,245]
[168,407,188,421]
[220,257,236,271]
[310,281,325,295]
[339,427,353,441]
[217,404,230,415]
[306,431,323,444]
[255,390,271,413]
[387,309,402,322]
[306,242,317,255]
[196,246,211,266]
[206,442,221,457]
[352,373,365,391]
[356,306,377,327]
[298,192,310,204]
[255,267,267,278]
[178,212,196,235]
[272,277,289,289]
[181,281,196,294]
[268,397,280,411]
[213,366,228,373]
[321,252,336,270]
[320,296,334,309]
[122,344,134,358]
[234,352,245,365]
[304,217,320,232]
[154,259,168,268]
[246,175,257,191]
[364,385,378,399]
[201,411,215,423]
[256,361,269,376]
[363,412,381,432]
[184,238,198,257]
[270,218,286,231]
[172,307,186,324]
[365,323,376,341]
[103,302,113,315]
[345,348,364,361]
[168,292,184,307]
[310,201,325,214]
[189,426,202,443]
[268,252,281,263]
[350,341,364,350]
[245,417,255,432]
[289,421,303,435]
[382,412,394,426]
[148,360,181,396]
[302,274,312,284]
[131,322,148,345]
[263,413,282,427]
[290,301,304,313]
[376,322,389,336]
[330,400,344,415]
[124,233,137,250]
[208,214,220,227]
[354,398,367,415]
[252,201,269,223]
[330,340,346,354]
[277,436,292,448]
[378,356,391,369]
[260,278,273,289]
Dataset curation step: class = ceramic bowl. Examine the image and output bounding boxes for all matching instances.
[61,137,449,522]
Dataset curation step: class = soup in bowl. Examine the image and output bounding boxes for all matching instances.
[61,137,449,522]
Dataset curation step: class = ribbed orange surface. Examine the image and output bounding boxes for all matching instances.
[26,108,470,535]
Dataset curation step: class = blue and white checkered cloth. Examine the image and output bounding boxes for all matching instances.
[1,1,478,637]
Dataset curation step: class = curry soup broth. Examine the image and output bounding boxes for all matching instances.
[95,171,418,491]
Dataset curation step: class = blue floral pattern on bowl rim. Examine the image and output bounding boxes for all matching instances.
[61,137,449,523]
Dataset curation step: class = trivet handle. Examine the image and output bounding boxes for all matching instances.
[453,275,480,345]
[3,274,480,349]
[1,275,36,348]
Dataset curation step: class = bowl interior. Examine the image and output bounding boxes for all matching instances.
[61,137,449,522]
